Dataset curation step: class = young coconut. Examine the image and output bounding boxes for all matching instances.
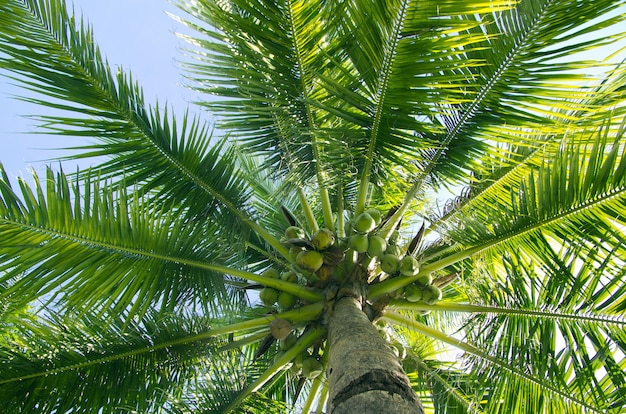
[311,228,335,250]
[403,283,423,302]
[262,268,281,279]
[380,253,400,274]
[285,226,306,240]
[278,291,297,310]
[259,287,279,307]
[281,271,298,283]
[301,356,324,379]
[367,234,387,257]
[421,285,442,305]
[280,333,298,350]
[365,208,382,225]
[416,273,433,286]
[353,212,377,233]
[270,318,292,340]
[348,233,369,253]
[399,255,420,277]
[289,246,303,261]
[296,250,324,272]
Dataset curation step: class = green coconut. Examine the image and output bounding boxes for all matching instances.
[367,235,387,257]
[404,284,423,302]
[349,233,369,253]
[311,228,335,250]
[353,212,376,233]
[380,253,400,274]
[278,291,297,310]
[270,318,292,340]
[259,287,279,306]
[296,250,324,272]
[301,357,323,379]
[365,208,382,225]
[285,225,306,239]
[399,255,420,277]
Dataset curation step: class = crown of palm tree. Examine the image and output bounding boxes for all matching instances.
[1,0,625,412]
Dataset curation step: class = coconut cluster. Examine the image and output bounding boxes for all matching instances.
[254,205,444,378]
[283,224,345,284]
[259,268,300,310]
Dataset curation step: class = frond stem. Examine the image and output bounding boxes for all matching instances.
[0,302,324,386]
[356,0,409,214]
[286,0,334,230]
[389,301,626,326]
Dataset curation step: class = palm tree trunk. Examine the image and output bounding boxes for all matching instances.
[326,295,424,414]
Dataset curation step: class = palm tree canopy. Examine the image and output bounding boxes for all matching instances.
[1,0,625,412]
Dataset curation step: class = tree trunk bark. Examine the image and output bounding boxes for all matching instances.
[325,295,424,414]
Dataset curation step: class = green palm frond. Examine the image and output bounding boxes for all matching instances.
[463,241,626,411]
[418,118,626,276]
[0,0,264,239]
[0,165,245,320]
[0,309,224,413]
[174,0,327,181]
[426,0,626,182]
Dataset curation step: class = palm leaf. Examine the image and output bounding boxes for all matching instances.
[0,0,267,242]
[0,165,245,320]
[0,309,224,413]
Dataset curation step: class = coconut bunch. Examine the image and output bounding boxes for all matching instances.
[253,205,444,380]
[259,205,444,306]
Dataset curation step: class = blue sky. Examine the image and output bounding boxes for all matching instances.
[0,0,200,182]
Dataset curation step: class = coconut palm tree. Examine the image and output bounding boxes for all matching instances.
[1,0,626,412]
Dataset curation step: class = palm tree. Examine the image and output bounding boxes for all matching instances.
[1,0,625,412]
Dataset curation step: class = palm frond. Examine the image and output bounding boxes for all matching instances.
[174,0,327,181]
[0,165,245,320]
[420,119,626,277]
[0,309,224,413]
[0,0,261,238]
[424,0,626,185]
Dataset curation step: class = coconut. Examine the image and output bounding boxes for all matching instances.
[380,253,400,274]
[385,243,404,258]
[421,285,442,305]
[270,318,292,340]
[289,246,303,261]
[285,226,306,239]
[301,357,323,379]
[353,212,376,233]
[311,228,335,250]
[280,333,298,350]
[316,264,335,281]
[296,250,324,272]
[404,284,423,302]
[259,287,279,306]
[399,256,420,277]
[262,268,281,279]
[367,235,387,257]
[365,208,382,225]
[278,291,297,309]
[281,271,298,283]
[415,273,432,286]
[349,234,369,253]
